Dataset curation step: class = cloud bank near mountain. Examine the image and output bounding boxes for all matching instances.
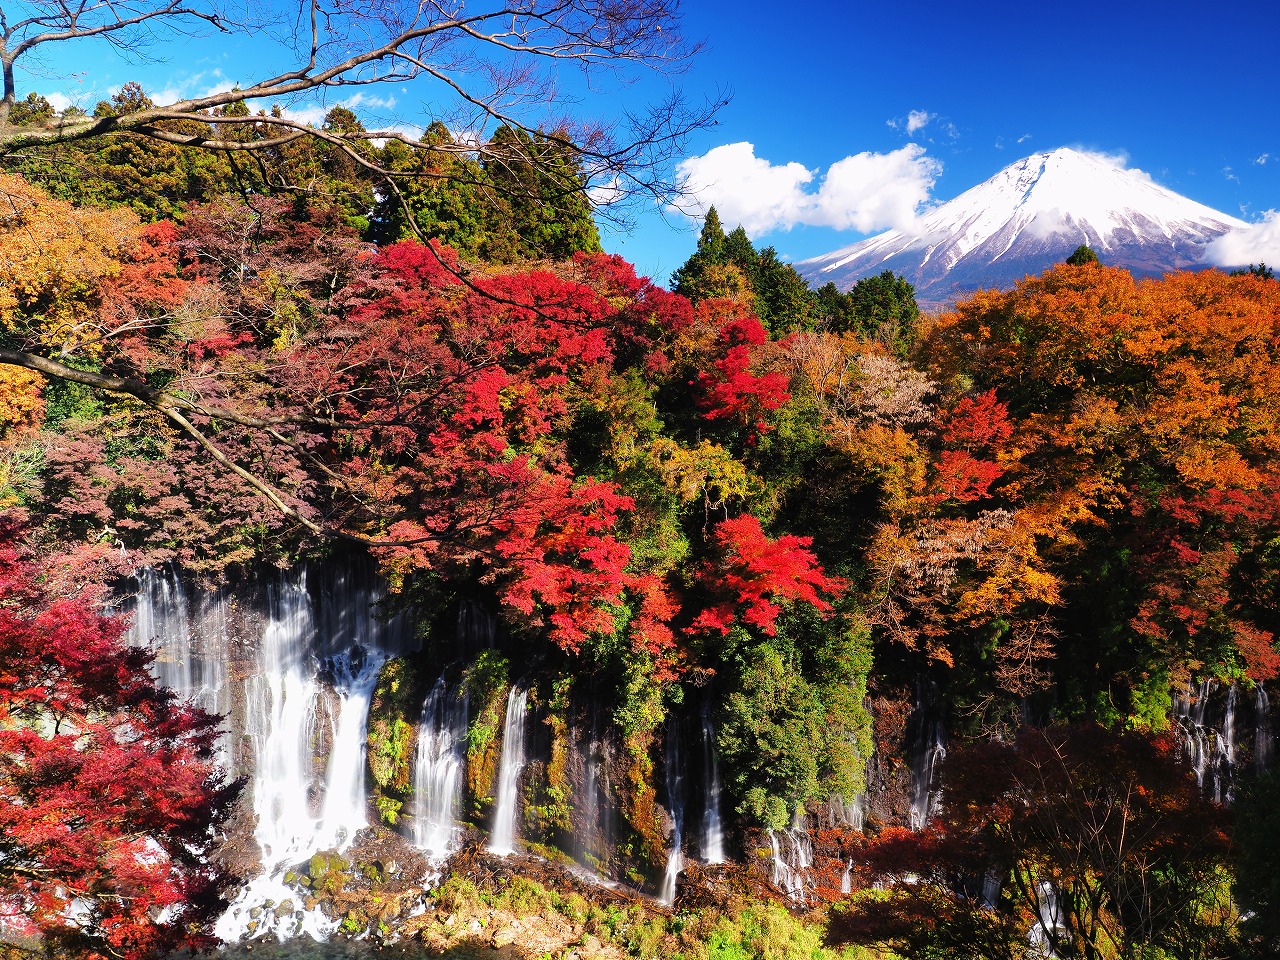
[672,142,941,237]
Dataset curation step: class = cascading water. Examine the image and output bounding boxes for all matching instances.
[412,677,469,859]
[699,707,726,865]
[572,705,617,876]
[128,567,233,767]
[1257,685,1273,772]
[132,567,196,696]
[908,682,946,830]
[828,792,867,833]
[659,722,686,905]
[1027,879,1070,957]
[488,686,529,857]
[766,819,812,902]
[455,600,497,660]
[1174,679,1214,789]
[1213,685,1238,804]
[315,646,385,851]
[981,870,1002,908]
[213,564,413,942]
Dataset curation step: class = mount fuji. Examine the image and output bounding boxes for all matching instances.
[796,148,1248,309]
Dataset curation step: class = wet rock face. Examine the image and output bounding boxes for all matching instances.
[861,691,915,831]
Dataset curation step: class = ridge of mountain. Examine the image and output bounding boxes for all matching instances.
[796,148,1247,308]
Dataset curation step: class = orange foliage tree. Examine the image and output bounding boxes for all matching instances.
[919,263,1280,710]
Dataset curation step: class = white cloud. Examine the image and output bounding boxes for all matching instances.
[148,69,231,106]
[1206,210,1280,267]
[1223,166,1240,184]
[1016,133,1032,144]
[279,93,402,130]
[906,110,934,135]
[588,176,624,207]
[1256,153,1271,166]
[887,109,934,134]
[45,92,75,112]
[814,146,942,231]
[673,142,941,237]
[279,104,330,127]
[672,142,814,235]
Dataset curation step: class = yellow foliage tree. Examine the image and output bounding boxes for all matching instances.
[0,173,138,352]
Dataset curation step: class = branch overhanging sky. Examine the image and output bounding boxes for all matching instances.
[18,0,1280,286]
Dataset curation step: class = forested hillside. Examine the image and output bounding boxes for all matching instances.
[2,16,1280,957]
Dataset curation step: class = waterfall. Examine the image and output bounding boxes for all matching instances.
[314,647,384,851]
[488,686,528,857]
[766,822,812,902]
[223,564,412,942]
[699,707,726,865]
[832,792,867,833]
[127,559,417,942]
[573,705,616,874]
[981,870,1002,908]
[1212,685,1238,804]
[1175,679,1214,789]
[659,722,685,905]
[1191,679,1213,727]
[908,683,946,830]
[456,599,497,659]
[840,861,852,895]
[132,567,197,696]
[1257,685,1273,772]
[128,567,233,767]
[412,677,469,858]
[246,572,325,868]
[1028,880,1067,957]
[1223,685,1237,764]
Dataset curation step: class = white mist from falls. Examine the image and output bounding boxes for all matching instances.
[488,686,529,857]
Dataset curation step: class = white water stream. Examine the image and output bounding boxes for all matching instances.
[488,686,528,857]
[412,677,469,859]
[699,708,726,864]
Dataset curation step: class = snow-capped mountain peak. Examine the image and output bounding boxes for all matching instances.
[797,147,1247,308]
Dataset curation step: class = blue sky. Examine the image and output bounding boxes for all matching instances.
[16,0,1280,286]
[611,0,1280,283]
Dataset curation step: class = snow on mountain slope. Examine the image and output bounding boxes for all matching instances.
[796,148,1247,309]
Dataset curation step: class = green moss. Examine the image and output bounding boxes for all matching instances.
[434,876,482,913]
[524,676,573,841]
[306,851,348,898]
[366,658,422,825]
[461,650,510,816]
[374,795,403,826]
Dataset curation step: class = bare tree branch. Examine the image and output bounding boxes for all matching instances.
[0,0,720,212]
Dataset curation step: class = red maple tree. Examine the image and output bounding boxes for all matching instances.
[689,514,844,636]
[0,522,238,960]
